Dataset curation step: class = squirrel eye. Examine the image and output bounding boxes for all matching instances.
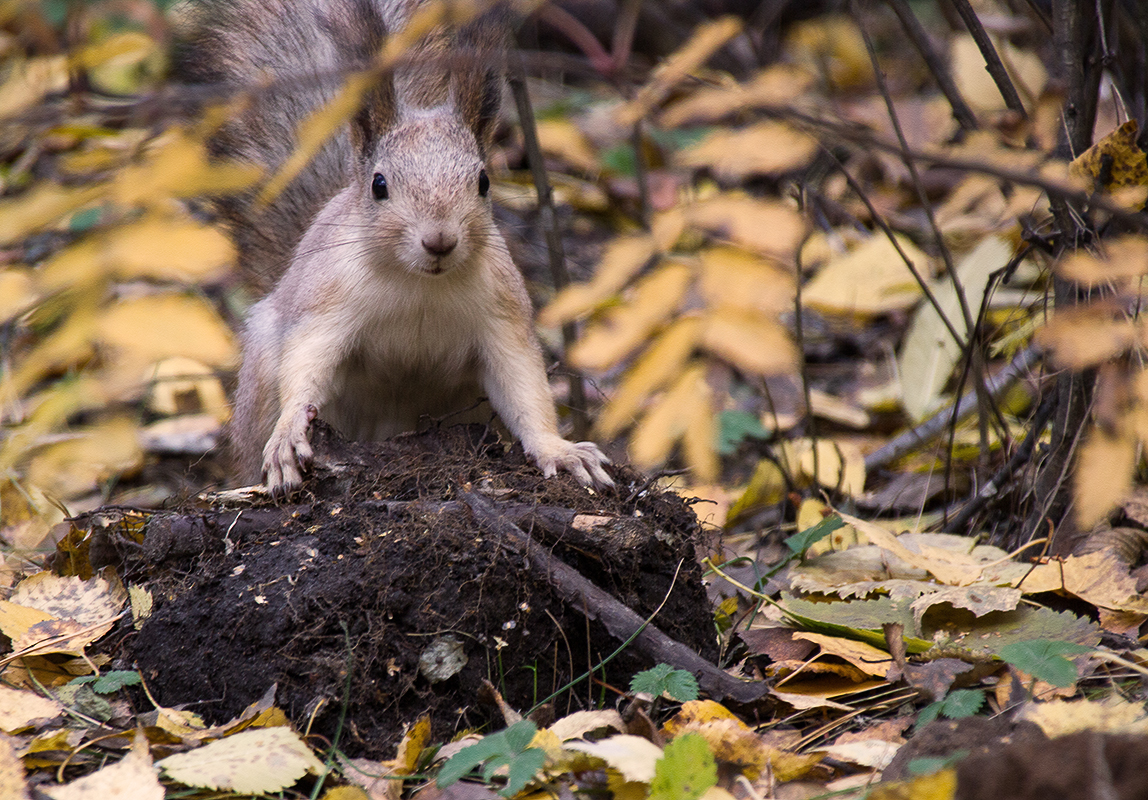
[371,173,388,201]
[478,169,490,197]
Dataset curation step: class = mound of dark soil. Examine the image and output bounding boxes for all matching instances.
[70,424,723,756]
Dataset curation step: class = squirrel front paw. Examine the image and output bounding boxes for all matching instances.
[530,437,613,489]
[262,404,318,497]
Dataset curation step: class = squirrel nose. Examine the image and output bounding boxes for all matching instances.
[421,231,458,257]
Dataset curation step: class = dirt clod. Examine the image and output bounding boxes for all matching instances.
[83,423,716,756]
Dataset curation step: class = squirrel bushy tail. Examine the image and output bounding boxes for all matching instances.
[178,0,507,293]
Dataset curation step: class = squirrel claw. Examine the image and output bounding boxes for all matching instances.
[532,439,613,490]
[261,405,316,497]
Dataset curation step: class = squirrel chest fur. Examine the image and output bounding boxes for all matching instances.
[186,0,611,493]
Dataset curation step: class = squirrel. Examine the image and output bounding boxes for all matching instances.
[180,0,612,495]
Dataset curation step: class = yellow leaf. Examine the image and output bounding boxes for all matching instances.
[1075,430,1137,529]
[565,735,663,783]
[145,357,231,422]
[683,391,718,483]
[1019,697,1148,738]
[10,570,127,627]
[685,193,806,261]
[677,121,818,180]
[785,15,872,89]
[630,364,709,470]
[664,699,743,732]
[158,727,325,793]
[569,260,692,371]
[535,119,598,174]
[0,600,54,643]
[597,317,701,437]
[661,64,815,126]
[792,632,892,677]
[43,731,162,800]
[97,293,238,371]
[616,16,743,127]
[867,769,956,800]
[951,33,1046,113]
[540,234,658,326]
[39,214,235,290]
[114,128,262,207]
[780,439,866,497]
[548,710,626,741]
[802,234,932,316]
[0,183,103,246]
[726,460,787,525]
[395,715,431,774]
[0,684,63,735]
[0,55,67,118]
[701,307,797,375]
[698,246,794,313]
[1058,235,1148,286]
[1035,305,1137,369]
[0,268,38,321]
[1069,120,1148,191]
[26,416,144,498]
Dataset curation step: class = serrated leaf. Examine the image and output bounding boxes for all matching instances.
[631,664,699,702]
[91,670,142,694]
[437,721,539,789]
[939,689,984,719]
[998,640,1092,687]
[156,727,325,793]
[663,671,700,702]
[649,733,717,800]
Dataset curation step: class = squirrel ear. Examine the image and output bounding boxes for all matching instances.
[451,57,503,157]
[351,79,398,157]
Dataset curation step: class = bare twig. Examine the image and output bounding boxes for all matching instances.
[864,345,1041,473]
[884,0,978,131]
[948,0,1028,116]
[508,60,590,439]
[461,491,766,703]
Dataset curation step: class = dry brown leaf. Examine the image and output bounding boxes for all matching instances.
[26,416,144,499]
[684,194,806,261]
[0,685,65,734]
[780,439,866,497]
[1021,549,1148,613]
[1058,235,1148,286]
[1073,430,1137,529]
[0,268,38,321]
[792,632,892,677]
[677,121,818,181]
[539,234,658,326]
[43,731,162,800]
[568,260,692,371]
[0,733,29,800]
[951,33,1046,113]
[785,15,872,89]
[1069,120,1148,192]
[1035,305,1137,369]
[11,571,127,627]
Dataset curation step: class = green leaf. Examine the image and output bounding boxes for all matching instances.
[907,751,968,776]
[913,701,943,732]
[998,640,1092,687]
[784,514,845,555]
[650,733,717,800]
[91,670,142,693]
[437,720,540,792]
[718,410,770,454]
[939,689,984,719]
[631,664,699,702]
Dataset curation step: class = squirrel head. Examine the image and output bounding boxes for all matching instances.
[354,103,495,278]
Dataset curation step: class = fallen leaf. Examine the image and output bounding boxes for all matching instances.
[803,234,932,316]
[44,731,163,800]
[565,735,664,783]
[157,727,325,793]
[0,685,65,733]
